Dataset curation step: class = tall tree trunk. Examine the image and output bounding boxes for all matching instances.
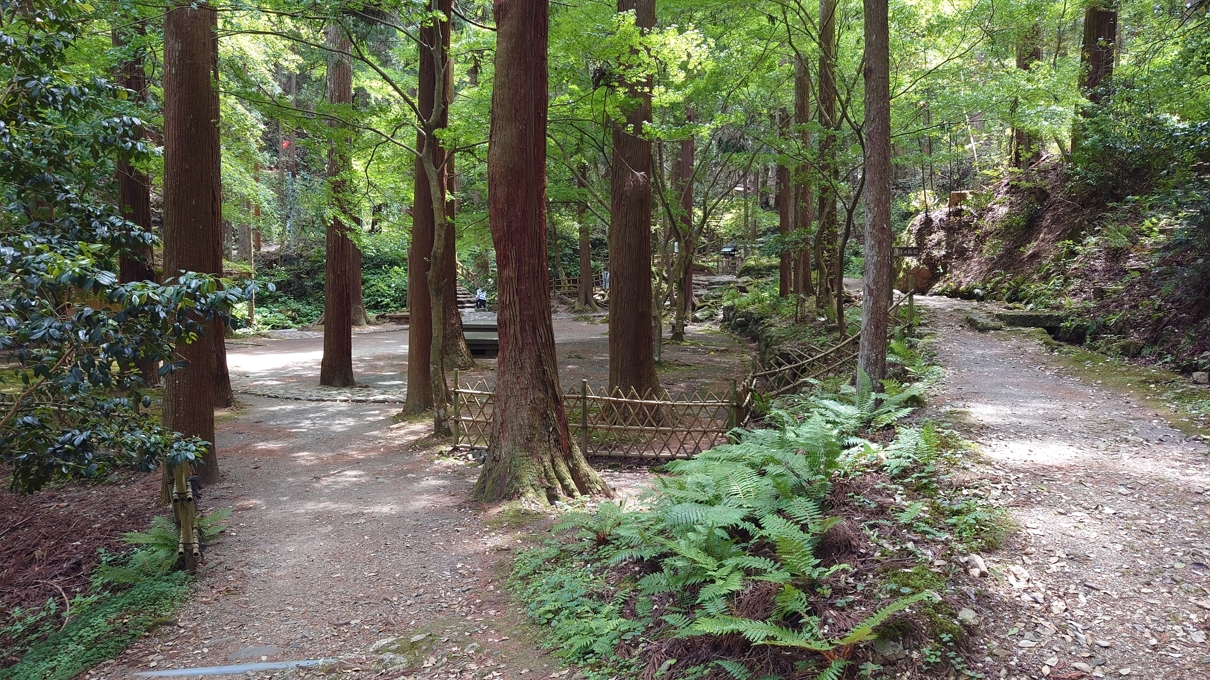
[859,0,892,384]
[609,0,660,400]
[443,152,475,369]
[1074,2,1118,149]
[777,111,793,298]
[1079,2,1118,104]
[421,0,455,434]
[793,56,815,300]
[1011,22,1043,167]
[817,0,840,319]
[403,3,451,415]
[575,167,597,311]
[475,0,610,504]
[209,12,234,409]
[351,242,368,326]
[319,24,356,388]
[114,22,158,385]
[163,0,220,484]
[671,109,694,341]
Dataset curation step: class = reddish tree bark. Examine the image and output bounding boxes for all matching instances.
[162,0,220,483]
[859,0,893,383]
[210,12,234,409]
[113,22,158,385]
[474,0,609,503]
[319,24,356,388]
[1079,3,1118,104]
[608,0,660,400]
[1011,23,1043,168]
[817,0,840,318]
[405,0,457,415]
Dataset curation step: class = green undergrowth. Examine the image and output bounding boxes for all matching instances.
[511,345,1007,680]
[0,511,229,679]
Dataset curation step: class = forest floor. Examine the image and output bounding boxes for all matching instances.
[919,295,1210,680]
[16,294,1210,679]
[91,316,748,680]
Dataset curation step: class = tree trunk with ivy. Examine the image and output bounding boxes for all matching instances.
[475,0,610,504]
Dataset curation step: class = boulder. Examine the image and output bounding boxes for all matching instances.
[993,311,1066,329]
[965,313,1004,332]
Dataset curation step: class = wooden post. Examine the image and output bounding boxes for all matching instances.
[581,379,589,457]
[452,369,460,447]
[728,379,738,430]
[907,273,916,328]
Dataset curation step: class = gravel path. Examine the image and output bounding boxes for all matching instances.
[93,319,742,679]
[922,296,1210,680]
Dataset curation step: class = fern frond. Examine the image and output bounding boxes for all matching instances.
[835,591,938,646]
[714,660,752,680]
[811,658,847,680]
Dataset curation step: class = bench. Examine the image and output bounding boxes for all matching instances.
[377,311,410,324]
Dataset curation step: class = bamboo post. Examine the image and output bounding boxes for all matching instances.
[728,379,738,430]
[580,379,589,456]
[452,369,460,448]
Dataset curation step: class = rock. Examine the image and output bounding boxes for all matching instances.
[1018,639,1037,648]
[1072,662,1094,673]
[1192,630,1206,643]
[1095,639,1111,648]
[227,645,284,661]
[957,608,979,626]
[965,313,1004,332]
[1051,599,1067,615]
[994,311,1067,329]
[1112,340,1145,358]
[1119,669,1132,676]
[1194,372,1209,385]
[1045,656,1059,666]
[872,637,907,663]
[968,554,989,577]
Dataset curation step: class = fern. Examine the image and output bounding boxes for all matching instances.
[94,509,231,586]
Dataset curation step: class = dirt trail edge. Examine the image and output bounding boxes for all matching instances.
[94,394,564,680]
[922,296,1210,680]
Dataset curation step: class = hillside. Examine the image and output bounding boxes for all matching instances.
[901,159,1210,373]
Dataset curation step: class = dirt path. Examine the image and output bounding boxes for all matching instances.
[95,319,743,679]
[922,296,1210,679]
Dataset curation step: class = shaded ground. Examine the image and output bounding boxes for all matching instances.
[0,470,161,665]
[92,316,746,679]
[921,295,1210,679]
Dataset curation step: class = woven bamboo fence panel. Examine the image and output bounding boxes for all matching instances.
[452,378,738,460]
